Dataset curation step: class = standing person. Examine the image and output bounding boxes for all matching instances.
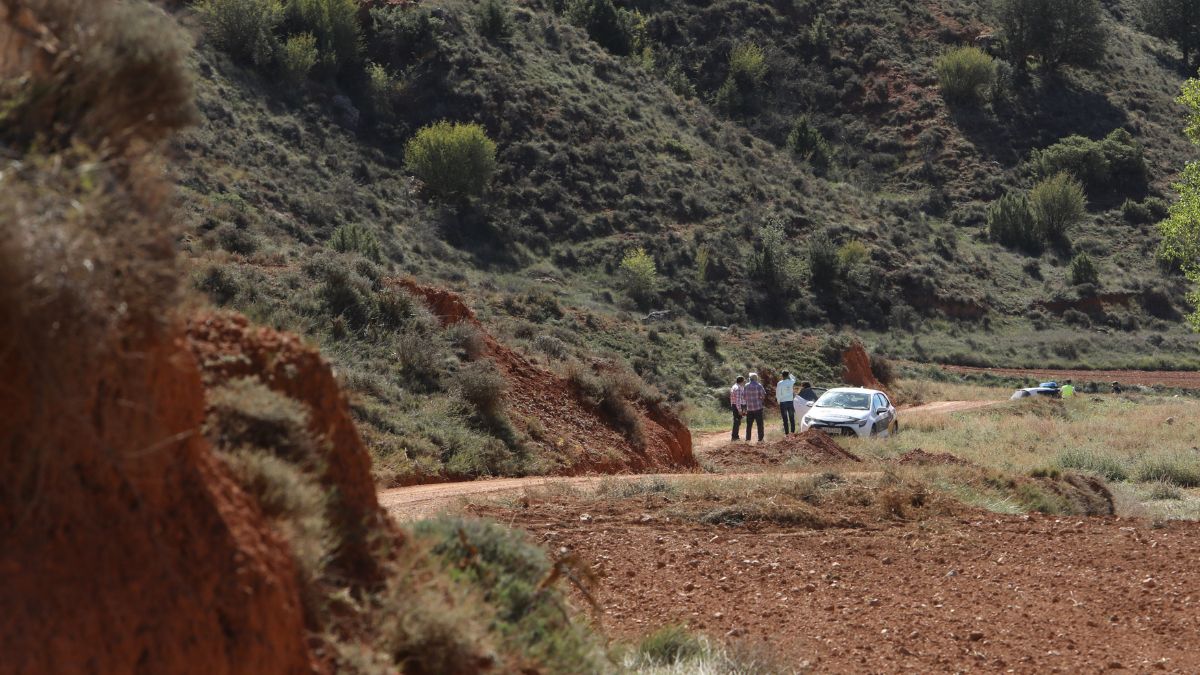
[776,370,797,435]
[797,381,818,403]
[744,373,767,442]
[1061,379,1076,398]
[729,376,747,441]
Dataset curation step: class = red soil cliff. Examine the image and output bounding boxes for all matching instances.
[0,330,318,673]
[393,279,696,474]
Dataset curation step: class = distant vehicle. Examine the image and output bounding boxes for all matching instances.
[799,387,897,438]
[1010,384,1062,400]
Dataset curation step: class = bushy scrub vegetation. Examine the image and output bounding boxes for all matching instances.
[199,0,283,66]
[937,46,996,104]
[988,192,1041,253]
[786,116,832,172]
[1070,253,1099,286]
[716,42,768,116]
[1029,172,1086,248]
[475,0,514,43]
[619,247,659,308]
[996,0,1107,71]
[566,0,635,55]
[404,121,498,200]
[1031,129,1147,197]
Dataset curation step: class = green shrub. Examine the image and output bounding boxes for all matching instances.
[716,42,767,115]
[367,6,439,69]
[404,121,498,200]
[476,0,514,42]
[328,223,382,260]
[1135,454,1200,487]
[279,32,318,86]
[200,0,283,66]
[1030,172,1086,246]
[457,359,509,430]
[286,0,361,73]
[1055,448,1127,481]
[807,238,842,288]
[620,247,659,307]
[1069,252,1099,286]
[413,517,600,673]
[365,62,403,118]
[636,626,705,666]
[786,116,832,172]
[567,0,633,55]
[837,240,869,269]
[870,352,896,386]
[997,0,1106,70]
[936,46,996,104]
[987,192,1041,253]
[1122,198,1152,224]
[1031,129,1147,194]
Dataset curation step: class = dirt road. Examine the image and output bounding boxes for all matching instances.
[381,401,996,521]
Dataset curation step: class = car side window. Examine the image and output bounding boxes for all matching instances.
[873,394,886,410]
[880,393,891,408]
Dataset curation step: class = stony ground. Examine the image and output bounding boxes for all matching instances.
[472,497,1200,672]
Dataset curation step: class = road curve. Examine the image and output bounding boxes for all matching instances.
[379,400,997,521]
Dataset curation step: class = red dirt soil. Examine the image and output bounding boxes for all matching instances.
[1,328,318,673]
[842,341,888,394]
[702,431,862,471]
[941,364,1200,390]
[392,279,695,478]
[896,448,975,467]
[478,500,1200,672]
[186,312,395,582]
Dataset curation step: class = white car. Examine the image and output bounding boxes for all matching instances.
[799,387,898,438]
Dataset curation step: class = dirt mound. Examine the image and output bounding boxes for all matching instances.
[391,279,695,475]
[704,430,861,470]
[186,311,393,581]
[841,341,886,392]
[896,448,975,467]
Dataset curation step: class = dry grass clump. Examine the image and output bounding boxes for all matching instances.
[1,0,191,524]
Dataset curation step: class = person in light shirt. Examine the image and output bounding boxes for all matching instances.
[775,370,797,435]
[743,373,767,442]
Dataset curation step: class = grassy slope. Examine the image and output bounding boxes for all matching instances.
[177,0,1200,480]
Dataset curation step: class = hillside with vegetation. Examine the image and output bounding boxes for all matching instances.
[178,0,1200,481]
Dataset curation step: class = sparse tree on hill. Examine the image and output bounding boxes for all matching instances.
[619,247,659,308]
[997,0,1107,71]
[1141,0,1200,70]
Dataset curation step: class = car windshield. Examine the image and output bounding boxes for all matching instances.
[815,391,871,410]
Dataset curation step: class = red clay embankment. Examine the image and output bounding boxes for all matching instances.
[393,279,696,476]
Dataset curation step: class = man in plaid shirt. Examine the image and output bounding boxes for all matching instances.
[729,376,746,441]
[743,373,767,442]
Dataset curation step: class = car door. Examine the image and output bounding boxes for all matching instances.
[871,393,892,435]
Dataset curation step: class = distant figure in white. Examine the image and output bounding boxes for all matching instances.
[776,370,797,436]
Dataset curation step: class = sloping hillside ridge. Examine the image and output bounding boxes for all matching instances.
[395,279,696,476]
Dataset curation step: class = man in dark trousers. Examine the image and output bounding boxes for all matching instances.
[729,376,747,441]
[744,372,767,442]
[775,370,797,435]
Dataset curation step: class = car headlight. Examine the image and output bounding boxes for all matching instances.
[856,418,869,427]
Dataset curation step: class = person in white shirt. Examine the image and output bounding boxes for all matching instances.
[775,370,797,435]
